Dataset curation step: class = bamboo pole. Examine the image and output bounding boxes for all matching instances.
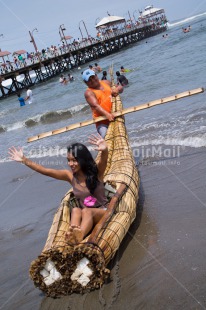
[27,87,204,143]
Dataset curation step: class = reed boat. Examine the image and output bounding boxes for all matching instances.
[29,88,139,296]
[28,81,205,297]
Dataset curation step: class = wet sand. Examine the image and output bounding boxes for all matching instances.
[1,147,206,310]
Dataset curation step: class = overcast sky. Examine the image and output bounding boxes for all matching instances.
[0,0,206,53]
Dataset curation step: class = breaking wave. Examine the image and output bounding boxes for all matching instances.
[131,134,206,148]
[168,12,206,28]
[2,104,89,132]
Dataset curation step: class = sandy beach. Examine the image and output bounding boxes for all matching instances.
[1,12,206,309]
[1,146,206,310]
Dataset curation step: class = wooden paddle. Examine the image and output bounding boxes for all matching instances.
[27,87,204,143]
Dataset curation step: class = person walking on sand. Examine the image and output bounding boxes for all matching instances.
[25,86,34,104]
[82,69,123,138]
[9,134,109,244]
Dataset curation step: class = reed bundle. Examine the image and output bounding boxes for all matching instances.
[29,88,139,296]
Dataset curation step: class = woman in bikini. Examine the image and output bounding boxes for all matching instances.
[8,134,108,244]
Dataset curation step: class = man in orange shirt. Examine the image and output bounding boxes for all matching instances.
[82,69,123,137]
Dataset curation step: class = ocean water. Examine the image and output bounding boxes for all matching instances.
[0,13,206,162]
[1,13,206,310]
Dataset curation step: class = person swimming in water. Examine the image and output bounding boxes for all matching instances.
[120,66,131,73]
[101,70,107,80]
[94,63,102,73]
[116,71,129,86]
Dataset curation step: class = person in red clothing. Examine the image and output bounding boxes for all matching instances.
[82,69,123,137]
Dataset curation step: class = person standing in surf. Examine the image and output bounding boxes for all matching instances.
[116,71,129,86]
[82,69,123,138]
[17,93,26,107]
[25,86,34,104]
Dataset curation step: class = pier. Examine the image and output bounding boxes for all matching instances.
[0,23,166,100]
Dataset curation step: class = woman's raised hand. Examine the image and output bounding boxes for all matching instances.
[88,134,107,151]
[8,146,24,162]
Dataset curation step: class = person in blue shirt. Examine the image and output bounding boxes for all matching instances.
[17,93,26,107]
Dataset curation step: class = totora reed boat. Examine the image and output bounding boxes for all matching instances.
[29,86,140,297]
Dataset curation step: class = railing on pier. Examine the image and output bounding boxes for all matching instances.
[0,21,167,99]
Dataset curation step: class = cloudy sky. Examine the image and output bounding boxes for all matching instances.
[0,0,206,53]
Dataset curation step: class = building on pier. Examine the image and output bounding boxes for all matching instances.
[139,5,168,26]
[95,15,126,39]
